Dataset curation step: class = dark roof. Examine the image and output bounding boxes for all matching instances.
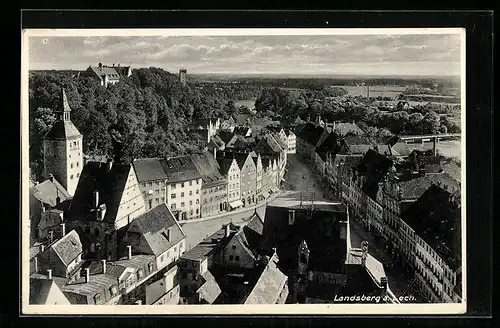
[296,122,325,146]
[233,152,253,170]
[233,126,251,136]
[67,162,131,223]
[354,149,394,200]
[128,203,185,256]
[255,135,283,155]
[49,230,83,267]
[402,185,462,270]
[160,156,201,183]
[261,193,348,274]
[181,224,238,261]
[44,120,82,140]
[397,173,460,200]
[243,254,288,304]
[216,157,236,175]
[217,130,236,144]
[316,133,341,161]
[207,135,225,149]
[226,135,254,150]
[242,213,264,251]
[113,66,131,77]
[441,158,461,182]
[30,178,71,207]
[190,153,223,181]
[132,158,168,183]
[89,65,121,80]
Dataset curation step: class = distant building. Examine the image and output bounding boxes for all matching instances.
[86,63,131,87]
[220,117,236,132]
[65,160,146,261]
[43,87,84,197]
[295,122,325,161]
[179,68,187,86]
[284,128,297,154]
[233,126,252,137]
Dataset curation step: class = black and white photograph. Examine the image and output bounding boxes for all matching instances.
[21,28,465,314]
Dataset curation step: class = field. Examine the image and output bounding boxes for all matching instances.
[331,85,406,99]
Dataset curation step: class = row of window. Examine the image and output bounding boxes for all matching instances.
[171,190,199,199]
[142,180,201,189]
[170,200,199,209]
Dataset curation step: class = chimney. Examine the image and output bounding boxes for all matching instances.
[225,224,231,238]
[60,223,66,237]
[33,257,38,273]
[47,269,52,280]
[127,245,132,259]
[106,158,113,172]
[101,259,107,274]
[213,148,217,159]
[40,244,45,253]
[56,196,61,205]
[48,174,54,183]
[112,63,115,67]
[98,62,103,69]
[272,247,277,257]
[84,267,90,283]
[94,190,99,209]
[48,230,54,244]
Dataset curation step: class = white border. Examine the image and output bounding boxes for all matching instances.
[21,28,466,315]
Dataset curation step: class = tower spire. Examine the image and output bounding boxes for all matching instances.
[59,87,72,121]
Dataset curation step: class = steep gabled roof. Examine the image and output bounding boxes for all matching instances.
[316,133,340,161]
[333,122,365,136]
[296,122,325,146]
[398,172,460,201]
[216,157,237,175]
[355,149,393,200]
[128,203,185,256]
[243,254,288,304]
[30,278,70,304]
[49,229,83,267]
[132,158,168,183]
[67,162,131,223]
[30,178,71,207]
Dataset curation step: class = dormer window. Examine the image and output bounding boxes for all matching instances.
[94,294,101,304]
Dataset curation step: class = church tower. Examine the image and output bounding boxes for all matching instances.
[43,87,83,196]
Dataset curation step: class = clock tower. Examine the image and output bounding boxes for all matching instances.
[43,87,83,196]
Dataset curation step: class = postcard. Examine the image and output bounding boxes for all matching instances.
[21,27,466,315]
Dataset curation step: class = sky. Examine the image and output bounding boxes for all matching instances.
[28,33,462,76]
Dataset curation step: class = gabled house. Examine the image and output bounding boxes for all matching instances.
[86,63,130,87]
[132,158,169,210]
[36,229,85,282]
[234,153,257,207]
[65,160,146,260]
[30,277,71,305]
[295,122,325,161]
[217,157,242,210]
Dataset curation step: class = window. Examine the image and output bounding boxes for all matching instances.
[94,294,101,304]
[160,255,164,262]
[196,199,199,205]
[171,193,176,199]
[229,255,233,261]
[71,163,74,168]
[196,189,199,194]
[181,183,184,188]
[189,200,193,206]
[171,184,176,190]
[94,228,100,237]
[156,198,160,203]
[70,174,74,179]
[137,269,144,279]
[189,181,192,186]
[181,202,185,207]
[190,210,193,215]
[196,208,199,214]
[235,256,240,262]
[189,191,192,196]
[148,262,154,272]
[76,173,80,178]
[109,285,118,296]
[181,192,185,197]
[232,245,236,251]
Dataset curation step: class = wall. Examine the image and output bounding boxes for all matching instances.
[114,166,147,230]
[227,160,241,203]
[240,157,257,206]
[139,179,167,210]
[156,238,186,271]
[223,233,256,269]
[38,210,64,241]
[165,178,202,220]
[201,182,228,217]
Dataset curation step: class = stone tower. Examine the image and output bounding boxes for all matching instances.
[43,87,84,196]
[179,68,187,86]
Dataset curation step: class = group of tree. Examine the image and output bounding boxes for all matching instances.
[254,87,461,136]
[29,67,246,180]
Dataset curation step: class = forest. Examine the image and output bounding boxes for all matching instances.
[29,67,461,182]
[29,67,246,180]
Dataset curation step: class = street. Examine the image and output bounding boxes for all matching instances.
[284,154,423,303]
[181,204,266,251]
[180,154,423,302]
